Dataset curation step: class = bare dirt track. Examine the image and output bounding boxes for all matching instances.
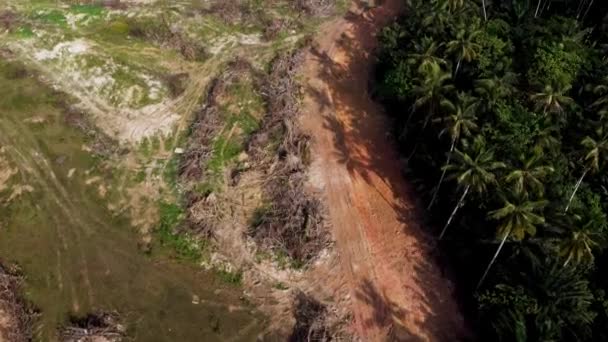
[300,1,468,340]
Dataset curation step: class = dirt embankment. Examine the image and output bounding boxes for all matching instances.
[299,1,469,340]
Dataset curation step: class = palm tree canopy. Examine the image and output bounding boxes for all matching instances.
[489,195,548,241]
[434,95,479,142]
[581,127,608,173]
[530,84,574,115]
[474,72,518,109]
[446,27,482,63]
[445,136,506,195]
[505,152,554,197]
[412,61,454,109]
[408,36,446,72]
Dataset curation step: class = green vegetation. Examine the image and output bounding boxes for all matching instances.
[378,0,608,340]
[156,201,204,262]
[215,267,243,286]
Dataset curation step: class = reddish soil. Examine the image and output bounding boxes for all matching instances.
[300,1,468,340]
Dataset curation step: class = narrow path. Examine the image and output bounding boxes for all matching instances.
[300,1,467,340]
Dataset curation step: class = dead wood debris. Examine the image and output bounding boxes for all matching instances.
[100,0,128,10]
[63,108,118,158]
[294,0,336,17]
[0,264,37,342]
[289,292,351,342]
[178,59,255,238]
[0,11,20,31]
[127,17,207,62]
[60,312,125,342]
[247,50,329,264]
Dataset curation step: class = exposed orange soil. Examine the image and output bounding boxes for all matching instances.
[300,1,468,340]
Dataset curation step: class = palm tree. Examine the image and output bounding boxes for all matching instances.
[533,124,561,154]
[439,136,506,239]
[474,72,518,111]
[446,27,481,76]
[590,76,608,121]
[407,37,446,73]
[447,0,464,13]
[428,95,478,209]
[422,1,451,35]
[565,128,608,212]
[477,194,548,289]
[505,152,554,198]
[530,84,574,116]
[412,62,454,128]
[554,202,605,266]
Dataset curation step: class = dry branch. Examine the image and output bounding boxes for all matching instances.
[293,0,336,17]
[247,50,329,264]
[60,312,125,342]
[178,59,256,238]
[0,264,37,342]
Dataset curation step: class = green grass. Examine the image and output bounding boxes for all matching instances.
[273,282,289,290]
[208,135,243,176]
[14,26,35,38]
[215,267,243,286]
[70,4,105,16]
[249,205,271,228]
[155,201,204,262]
[31,9,66,26]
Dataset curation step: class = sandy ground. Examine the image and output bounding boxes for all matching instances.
[299,1,468,340]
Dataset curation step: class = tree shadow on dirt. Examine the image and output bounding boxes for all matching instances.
[303,1,470,341]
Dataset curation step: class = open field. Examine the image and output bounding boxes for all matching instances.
[0,0,338,340]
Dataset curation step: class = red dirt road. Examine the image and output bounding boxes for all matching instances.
[300,1,467,340]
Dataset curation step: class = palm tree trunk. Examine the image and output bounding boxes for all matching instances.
[455,58,462,76]
[428,137,456,210]
[565,168,588,212]
[582,0,595,20]
[439,185,470,240]
[577,0,588,19]
[476,229,510,290]
[422,101,435,129]
[534,0,542,18]
[481,0,487,21]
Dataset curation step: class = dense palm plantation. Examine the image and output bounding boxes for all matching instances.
[377,0,608,340]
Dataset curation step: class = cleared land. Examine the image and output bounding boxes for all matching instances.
[300,1,468,340]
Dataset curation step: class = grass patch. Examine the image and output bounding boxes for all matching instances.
[273,282,289,290]
[31,9,66,26]
[215,267,243,286]
[14,26,34,38]
[250,204,271,228]
[208,134,243,176]
[155,201,203,262]
[70,4,104,16]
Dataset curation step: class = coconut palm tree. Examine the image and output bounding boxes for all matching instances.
[590,76,608,122]
[474,72,518,112]
[530,84,574,116]
[477,194,548,289]
[505,152,554,198]
[407,37,446,73]
[559,229,598,266]
[422,1,451,35]
[447,0,465,12]
[446,27,482,76]
[533,124,561,154]
[412,62,455,128]
[553,201,606,266]
[439,136,506,239]
[428,95,479,209]
[565,127,608,212]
